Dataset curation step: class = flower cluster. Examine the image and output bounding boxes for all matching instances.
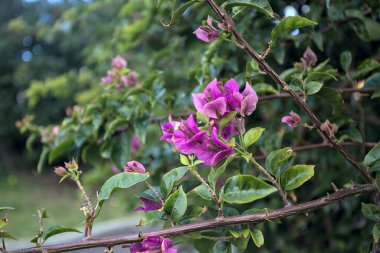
[161,79,258,166]
[101,55,138,89]
[130,236,177,253]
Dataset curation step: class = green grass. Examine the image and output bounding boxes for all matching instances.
[0,172,136,239]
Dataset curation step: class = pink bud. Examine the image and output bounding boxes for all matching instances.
[124,161,146,174]
[193,27,219,43]
[320,119,338,138]
[282,111,301,128]
[301,47,318,67]
[101,75,114,84]
[51,126,60,137]
[111,55,127,71]
[54,166,67,177]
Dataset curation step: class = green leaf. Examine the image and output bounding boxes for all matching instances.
[250,229,264,247]
[0,219,7,230]
[180,154,190,166]
[281,165,314,191]
[340,51,352,73]
[37,146,49,173]
[196,111,208,124]
[138,210,166,226]
[373,224,380,243]
[271,16,317,42]
[163,0,201,27]
[222,0,274,18]
[363,73,380,89]
[41,225,81,242]
[163,186,187,222]
[265,147,293,177]
[97,172,149,209]
[110,133,130,169]
[160,166,188,197]
[190,184,212,201]
[363,144,380,171]
[243,127,265,148]
[48,138,75,163]
[222,175,277,204]
[305,81,323,95]
[0,231,17,241]
[362,203,380,222]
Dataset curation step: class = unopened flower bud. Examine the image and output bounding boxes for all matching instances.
[65,159,78,171]
[320,119,338,138]
[54,166,67,177]
[111,56,127,71]
[301,47,318,68]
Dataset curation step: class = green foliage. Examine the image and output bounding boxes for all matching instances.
[222,175,277,204]
[30,225,80,245]
[280,165,314,191]
[97,172,149,209]
[163,186,187,222]
[271,16,317,42]
[222,0,274,18]
[243,127,265,148]
[250,228,264,247]
[160,166,189,198]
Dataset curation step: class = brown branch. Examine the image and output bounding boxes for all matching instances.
[254,141,377,161]
[204,0,374,184]
[14,184,376,253]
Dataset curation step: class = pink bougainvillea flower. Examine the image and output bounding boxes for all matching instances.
[225,82,258,117]
[193,78,258,118]
[134,198,162,213]
[192,79,227,119]
[111,55,127,71]
[114,83,122,89]
[124,161,146,173]
[193,16,220,43]
[196,128,234,166]
[101,75,114,84]
[193,27,220,42]
[51,125,60,137]
[130,236,176,253]
[281,111,301,128]
[301,47,318,68]
[160,116,178,144]
[172,115,207,155]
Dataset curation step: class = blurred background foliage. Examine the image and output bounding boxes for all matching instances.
[1,0,380,252]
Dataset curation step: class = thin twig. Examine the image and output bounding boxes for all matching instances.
[189,167,224,217]
[14,184,376,253]
[249,155,291,207]
[204,0,374,184]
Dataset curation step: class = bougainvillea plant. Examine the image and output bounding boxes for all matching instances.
[7,0,380,253]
